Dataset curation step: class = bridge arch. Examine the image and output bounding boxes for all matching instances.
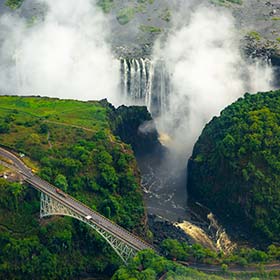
[40,192,138,264]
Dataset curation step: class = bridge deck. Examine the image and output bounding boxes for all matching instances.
[0,147,154,252]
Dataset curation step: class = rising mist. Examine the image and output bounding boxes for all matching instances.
[0,0,275,159]
[0,0,120,104]
[154,4,274,158]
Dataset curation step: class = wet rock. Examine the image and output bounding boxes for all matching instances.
[148,214,192,246]
[109,104,164,156]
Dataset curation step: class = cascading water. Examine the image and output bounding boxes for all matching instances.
[119,57,188,222]
[120,58,152,107]
[119,53,276,247]
[248,55,274,92]
[152,60,170,116]
[120,58,170,117]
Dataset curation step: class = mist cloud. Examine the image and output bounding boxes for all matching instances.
[0,0,120,104]
[154,4,274,157]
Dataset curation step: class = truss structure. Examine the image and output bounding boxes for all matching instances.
[40,192,138,264]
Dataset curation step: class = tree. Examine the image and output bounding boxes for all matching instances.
[0,122,10,133]
[188,90,280,242]
[61,158,81,175]
[268,245,280,260]
[54,174,68,192]
[103,206,111,218]
[161,239,189,260]
[98,164,118,190]
[39,123,49,134]
[221,264,228,272]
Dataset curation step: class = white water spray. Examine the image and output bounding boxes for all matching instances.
[153,5,274,157]
[0,0,120,105]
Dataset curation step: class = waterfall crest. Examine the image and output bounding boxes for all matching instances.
[120,58,170,117]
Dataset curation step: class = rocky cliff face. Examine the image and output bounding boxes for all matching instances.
[107,101,163,156]
[0,96,152,278]
[187,90,280,245]
[6,0,280,58]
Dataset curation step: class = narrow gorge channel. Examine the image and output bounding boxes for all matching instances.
[119,53,276,251]
[119,57,188,221]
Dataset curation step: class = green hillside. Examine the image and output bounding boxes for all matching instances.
[0,96,248,280]
[188,90,280,243]
[113,250,225,280]
[0,96,147,279]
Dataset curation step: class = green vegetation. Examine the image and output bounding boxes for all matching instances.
[160,239,280,266]
[160,8,172,22]
[0,96,147,279]
[116,0,157,25]
[110,105,161,155]
[117,239,280,279]
[137,0,155,4]
[113,250,225,280]
[97,0,114,13]
[188,90,280,242]
[139,25,162,33]
[247,31,262,41]
[161,239,218,263]
[117,7,136,25]
[227,0,242,4]
[5,0,24,9]
[210,0,242,6]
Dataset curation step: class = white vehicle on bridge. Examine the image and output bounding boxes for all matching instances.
[85,215,92,220]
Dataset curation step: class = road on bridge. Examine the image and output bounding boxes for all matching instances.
[0,147,154,253]
[3,147,280,274]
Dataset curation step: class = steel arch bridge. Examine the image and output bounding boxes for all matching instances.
[0,147,154,264]
[40,192,138,263]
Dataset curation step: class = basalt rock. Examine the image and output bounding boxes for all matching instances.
[109,103,163,156]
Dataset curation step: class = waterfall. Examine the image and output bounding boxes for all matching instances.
[151,59,170,116]
[248,55,274,92]
[120,58,151,106]
[120,58,170,117]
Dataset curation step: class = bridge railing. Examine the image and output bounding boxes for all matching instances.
[0,147,154,251]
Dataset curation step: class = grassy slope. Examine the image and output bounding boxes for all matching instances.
[0,96,146,279]
[0,96,240,280]
[0,95,109,129]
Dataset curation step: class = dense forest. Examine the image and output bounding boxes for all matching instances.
[0,96,243,280]
[1,96,269,280]
[113,250,225,280]
[0,96,149,279]
[112,241,280,279]
[1,95,280,279]
[188,90,280,243]
[2,0,280,279]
